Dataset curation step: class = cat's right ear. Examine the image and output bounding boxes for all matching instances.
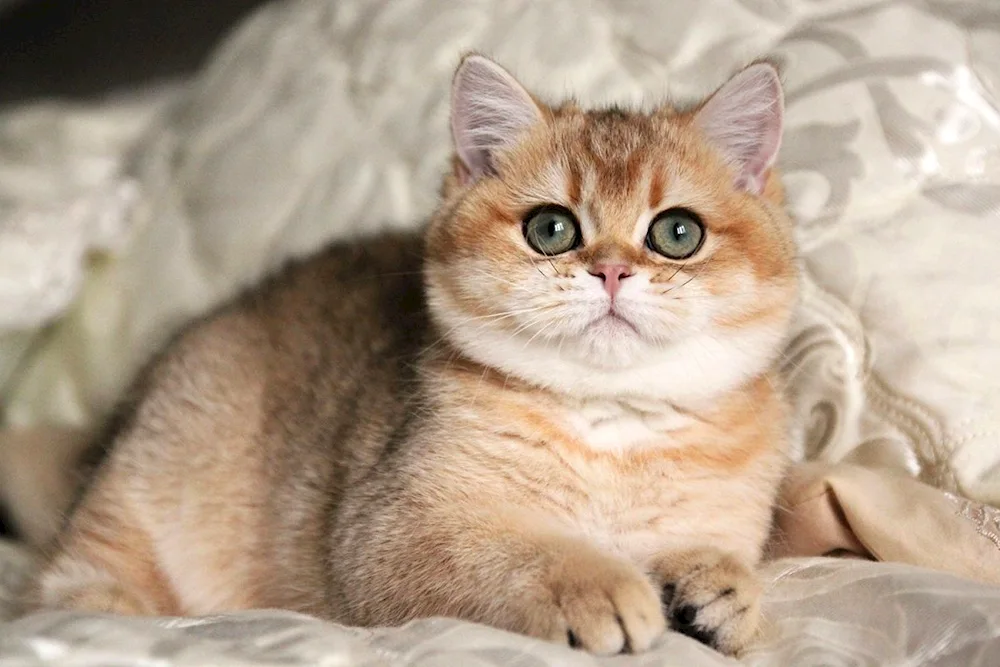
[694,62,784,196]
[451,55,544,185]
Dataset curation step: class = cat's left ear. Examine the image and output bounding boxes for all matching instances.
[451,55,545,185]
[694,62,784,195]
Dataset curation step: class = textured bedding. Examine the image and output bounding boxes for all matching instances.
[3,549,1000,666]
[1,0,999,664]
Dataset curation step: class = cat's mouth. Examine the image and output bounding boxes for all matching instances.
[589,309,639,336]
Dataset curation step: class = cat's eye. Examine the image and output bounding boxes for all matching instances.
[523,206,581,256]
[646,208,705,260]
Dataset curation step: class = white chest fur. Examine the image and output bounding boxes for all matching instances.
[546,397,776,566]
[563,396,695,454]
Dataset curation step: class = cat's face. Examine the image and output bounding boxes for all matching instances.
[425,57,798,402]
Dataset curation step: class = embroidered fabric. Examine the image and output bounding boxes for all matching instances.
[946,491,1000,551]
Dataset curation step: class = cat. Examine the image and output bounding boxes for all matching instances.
[26,54,798,657]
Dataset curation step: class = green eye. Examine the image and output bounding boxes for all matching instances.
[647,208,705,260]
[523,206,581,256]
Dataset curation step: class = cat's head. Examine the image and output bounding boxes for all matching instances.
[425,55,798,403]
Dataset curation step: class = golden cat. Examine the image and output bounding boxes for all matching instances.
[27,55,798,656]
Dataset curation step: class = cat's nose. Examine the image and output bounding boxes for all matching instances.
[588,263,633,298]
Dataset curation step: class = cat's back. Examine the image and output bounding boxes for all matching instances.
[247,229,427,348]
[242,229,428,394]
[239,229,429,456]
[121,228,429,465]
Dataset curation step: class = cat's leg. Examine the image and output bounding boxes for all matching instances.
[338,510,667,655]
[29,427,275,617]
[649,547,763,656]
[521,536,667,654]
[26,312,287,618]
[28,479,178,616]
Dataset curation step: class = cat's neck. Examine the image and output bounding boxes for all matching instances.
[421,343,778,457]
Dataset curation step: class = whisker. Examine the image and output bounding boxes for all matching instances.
[464,268,522,288]
[523,318,558,348]
[511,312,553,337]
[655,260,690,286]
[418,304,559,356]
[663,257,714,295]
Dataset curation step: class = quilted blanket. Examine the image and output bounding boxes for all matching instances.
[1,0,999,664]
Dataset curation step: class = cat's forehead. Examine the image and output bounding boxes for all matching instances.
[555,106,663,166]
[513,106,713,239]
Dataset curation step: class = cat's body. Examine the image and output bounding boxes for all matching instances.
[30,56,798,656]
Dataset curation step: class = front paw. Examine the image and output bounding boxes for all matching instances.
[540,553,666,655]
[656,548,762,656]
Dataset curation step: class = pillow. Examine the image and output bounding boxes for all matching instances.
[1,0,998,505]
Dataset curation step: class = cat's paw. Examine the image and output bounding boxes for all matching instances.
[541,553,666,655]
[655,548,761,656]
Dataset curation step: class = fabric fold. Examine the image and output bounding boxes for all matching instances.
[769,461,1000,585]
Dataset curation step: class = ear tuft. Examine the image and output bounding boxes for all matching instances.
[451,55,543,184]
[695,63,784,195]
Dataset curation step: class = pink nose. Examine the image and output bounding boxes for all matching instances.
[589,263,633,298]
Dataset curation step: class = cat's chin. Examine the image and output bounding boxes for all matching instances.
[577,317,647,369]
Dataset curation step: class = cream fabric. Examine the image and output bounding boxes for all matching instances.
[770,462,1000,586]
[1,0,999,665]
[0,428,87,547]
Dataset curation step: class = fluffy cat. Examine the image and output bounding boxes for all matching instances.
[27,54,798,656]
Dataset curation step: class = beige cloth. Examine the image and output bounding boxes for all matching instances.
[0,426,90,547]
[769,462,1000,585]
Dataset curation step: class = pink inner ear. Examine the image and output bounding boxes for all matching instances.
[451,56,543,182]
[694,64,784,195]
